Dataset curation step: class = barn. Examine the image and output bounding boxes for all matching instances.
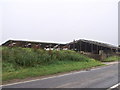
[68,39,119,54]
[2,40,66,50]
[1,39,119,55]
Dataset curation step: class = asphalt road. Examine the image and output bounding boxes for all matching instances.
[2,63,119,89]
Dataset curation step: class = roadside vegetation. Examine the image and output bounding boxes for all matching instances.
[103,56,120,62]
[1,46,104,82]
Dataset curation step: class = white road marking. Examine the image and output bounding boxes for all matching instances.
[2,71,86,87]
[107,83,120,90]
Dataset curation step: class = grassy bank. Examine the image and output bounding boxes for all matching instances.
[3,60,103,82]
[2,47,103,82]
[103,56,120,62]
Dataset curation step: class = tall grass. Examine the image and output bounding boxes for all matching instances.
[2,46,104,82]
[2,47,90,67]
[103,56,120,62]
[3,60,103,81]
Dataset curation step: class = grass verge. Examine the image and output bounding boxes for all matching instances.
[3,60,103,82]
[1,46,104,82]
[103,56,120,62]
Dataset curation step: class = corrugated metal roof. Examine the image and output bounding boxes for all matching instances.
[69,39,118,49]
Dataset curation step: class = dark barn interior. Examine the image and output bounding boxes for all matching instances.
[68,39,118,54]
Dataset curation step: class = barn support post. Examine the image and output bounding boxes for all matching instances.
[79,41,81,52]
[91,44,93,54]
[110,48,113,54]
[96,45,98,54]
[80,41,82,52]
[85,43,86,52]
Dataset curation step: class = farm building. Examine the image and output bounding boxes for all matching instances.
[68,39,119,54]
[1,39,119,55]
[2,40,66,50]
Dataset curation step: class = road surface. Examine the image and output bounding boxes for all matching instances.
[2,63,119,89]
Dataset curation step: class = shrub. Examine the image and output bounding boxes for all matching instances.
[2,47,92,67]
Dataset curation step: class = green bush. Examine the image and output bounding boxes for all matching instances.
[2,46,104,82]
[2,46,92,67]
[2,62,16,72]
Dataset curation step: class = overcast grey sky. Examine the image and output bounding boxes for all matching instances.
[0,0,119,46]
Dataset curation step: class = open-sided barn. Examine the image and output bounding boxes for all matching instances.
[2,40,66,50]
[2,39,119,55]
[68,39,119,54]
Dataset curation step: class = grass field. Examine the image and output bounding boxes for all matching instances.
[1,46,104,82]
